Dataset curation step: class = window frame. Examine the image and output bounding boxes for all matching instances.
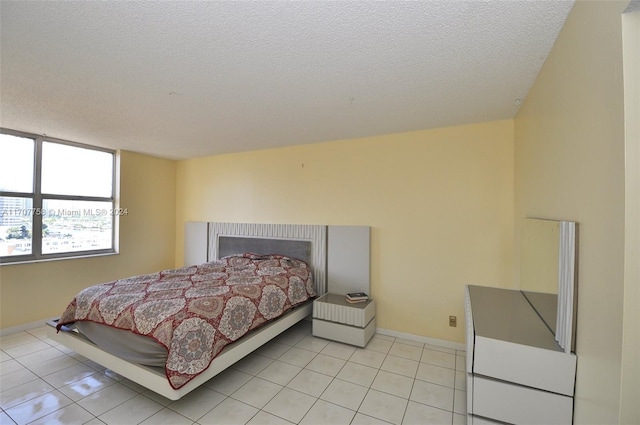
[0,128,118,264]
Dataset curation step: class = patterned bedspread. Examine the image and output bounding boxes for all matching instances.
[56,254,315,389]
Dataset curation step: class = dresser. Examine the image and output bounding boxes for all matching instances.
[465,285,577,425]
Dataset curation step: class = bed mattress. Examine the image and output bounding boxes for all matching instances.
[76,321,168,367]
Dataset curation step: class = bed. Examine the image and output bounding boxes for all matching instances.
[46,222,328,400]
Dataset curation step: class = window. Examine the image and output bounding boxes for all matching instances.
[0,129,118,263]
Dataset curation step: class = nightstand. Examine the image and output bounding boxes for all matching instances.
[312,293,376,347]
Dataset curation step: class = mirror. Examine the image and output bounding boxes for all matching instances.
[521,218,560,294]
[520,218,578,353]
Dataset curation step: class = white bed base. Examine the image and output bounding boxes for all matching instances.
[46,303,311,400]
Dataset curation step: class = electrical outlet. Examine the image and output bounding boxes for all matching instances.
[449,315,457,327]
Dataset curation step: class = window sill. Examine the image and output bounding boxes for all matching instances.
[0,251,118,266]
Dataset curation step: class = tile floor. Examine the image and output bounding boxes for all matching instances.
[0,321,466,425]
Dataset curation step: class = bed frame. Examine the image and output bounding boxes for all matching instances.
[47,222,329,400]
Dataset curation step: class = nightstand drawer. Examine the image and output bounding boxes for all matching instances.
[313,316,376,347]
[313,294,375,327]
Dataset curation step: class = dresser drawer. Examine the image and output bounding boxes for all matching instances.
[472,376,573,425]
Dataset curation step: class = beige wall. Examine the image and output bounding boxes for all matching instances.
[176,120,514,342]
[514,1,635,423]
[0,150,177,329]
[621,9,640,425]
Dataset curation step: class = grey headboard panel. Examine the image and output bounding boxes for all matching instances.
[218,236,312,264]
[209,222,327,296]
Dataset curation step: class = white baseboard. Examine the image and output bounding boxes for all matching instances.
[1,318,467,353]
[0,317,58,337]
[375,327,466,352]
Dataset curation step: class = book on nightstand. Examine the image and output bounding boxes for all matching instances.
[346,292,369,303]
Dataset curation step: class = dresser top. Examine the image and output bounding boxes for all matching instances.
[468,285,562,351]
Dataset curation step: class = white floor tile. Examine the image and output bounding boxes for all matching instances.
[141,389,173,406]
[115,376,148,393]
[336,361,379,387]
[255,341,292,359]
[0,410,16,425]
[415,362,455,388]
[138,407,193,425]
[231,377,283,409]
[0,360,23,378]
[300,399,355,425]
[420,348,456,369]
[76,383,138,416]
[3,341,51,358]
[98,393,163,425]
[25,327,49,339]
[394,338,424,348]
[371,370,414,399]
[453,389,466,415]
[0,379,55,410]
[0,350,11,363]
[204,368,253,396]
[409,380,454,412]
[29,354,81,377]
[455,355,466,372]
[453,412,466,425]
[247,410,295,425]
[4,390,72,425]
[286,369,333,397]
[257,360,302,386]
[349,349,386,369]
[57,372,116,402]
[231,353,273,375]
[295,336,330,353]
[351,412,394,424]
[278,347,317,368]
[0,333,40,350]
[380,355,419,378]
[364,338,393,354]
[263,387,316,423]
[26,402,94,425]
[320,341,357,360]
[0,368,38,392]
[359,389,408,425]
[10,347,66,370]
[304,353,346,377]
[454,370,466,390]
[167,385,226,421]
[370,334,395,342]
[42,363,97,389]
[83,419,106,425]
[320,378,368,411]
[199,397,258,425]
[402,400,452,425]
[388,343,423,361]
[424,343,456,355]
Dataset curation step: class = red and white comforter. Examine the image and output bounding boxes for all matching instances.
[56,254,315,389]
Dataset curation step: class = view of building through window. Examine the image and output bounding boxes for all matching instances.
[0,131,116,260]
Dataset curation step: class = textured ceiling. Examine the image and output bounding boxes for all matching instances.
[0,1,574,160]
